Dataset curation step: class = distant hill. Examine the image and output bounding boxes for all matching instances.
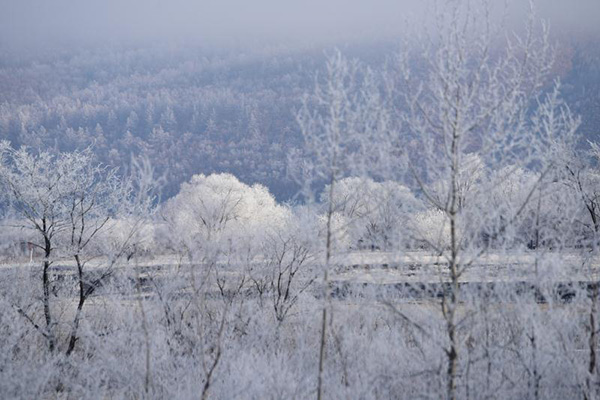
[0,37,598,201]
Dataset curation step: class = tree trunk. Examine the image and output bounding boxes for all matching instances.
[446,103,460,400]
[42,233,55,352]
[66,254,86,356]
[586,282,598,400]
[317,173,336,400]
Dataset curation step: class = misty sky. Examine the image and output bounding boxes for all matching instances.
[1,0,599,49]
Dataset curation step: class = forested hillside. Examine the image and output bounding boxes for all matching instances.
[1,36,597,201]
[0,44,325,199]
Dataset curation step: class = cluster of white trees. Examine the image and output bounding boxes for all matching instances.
[1,1,600,399]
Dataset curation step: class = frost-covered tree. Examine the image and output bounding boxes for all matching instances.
[0,143,155,356]
[161,173,290,257]
[296,50,391,399]
[321,177,422,250]
[298,1,580,398]
[386,2,579,397]
[253,215,316,323]
[0,143,101,352]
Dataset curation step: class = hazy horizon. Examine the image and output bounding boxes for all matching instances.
[1,0,599,51]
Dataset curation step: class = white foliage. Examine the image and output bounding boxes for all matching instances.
[322,177,422,250]
[427,153,485,211]
[103,217,156,255]
[317,211,352,253]
[411,208,452,250]
[161,173,291,254]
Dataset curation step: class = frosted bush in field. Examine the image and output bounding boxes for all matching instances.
[427,153,485,212]
[161,172,291,256]
[322,177,422,250]
[104,217,157,256]
[316,211,351,253]
[0,219,38,260]
[411,208,452,250]
[485,166,541,245]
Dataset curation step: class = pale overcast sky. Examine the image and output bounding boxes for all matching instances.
[0,0,598,49]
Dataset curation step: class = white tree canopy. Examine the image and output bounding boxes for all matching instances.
[161,173,291,254]
[321,177,422,250]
